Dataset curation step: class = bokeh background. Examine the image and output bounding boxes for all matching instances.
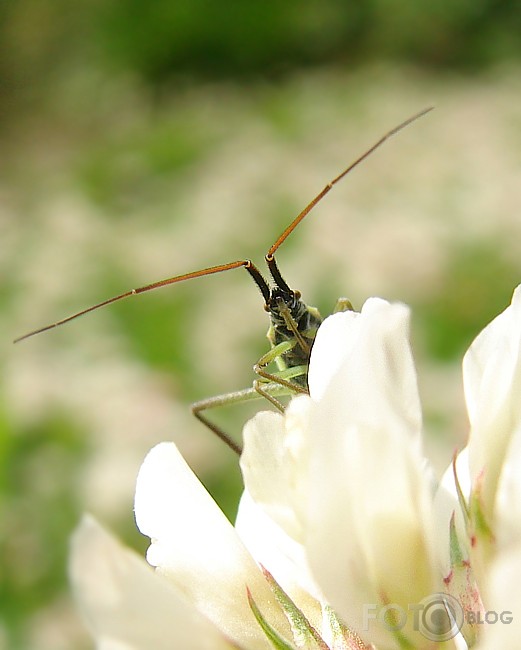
[2,1,521,647]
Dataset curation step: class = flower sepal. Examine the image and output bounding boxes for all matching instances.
[248,566,371,650]
[444,514,482,647]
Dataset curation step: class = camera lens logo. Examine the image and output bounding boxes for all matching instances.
[418,593,464,641]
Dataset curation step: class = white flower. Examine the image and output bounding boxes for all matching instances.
[463,285,521,531]
[241,298,441,649]
[70,289,521,649]
[434,285,521,645]
[436,287,521,558]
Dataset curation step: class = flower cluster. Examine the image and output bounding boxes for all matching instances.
[70,288,521,649]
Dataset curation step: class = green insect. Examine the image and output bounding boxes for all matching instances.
[14,108,432,454]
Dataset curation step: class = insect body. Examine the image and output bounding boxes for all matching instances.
[265,280,322,390]
[14,108,432,454]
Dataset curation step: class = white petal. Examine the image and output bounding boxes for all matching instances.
[463,285,521,425]
[310,297,423,434]
[308,308,361,400]
[463,285,521,510]
[134,442,289,649]
[240,405,311,543]
[304,299,437,646]
[70,515,235,650]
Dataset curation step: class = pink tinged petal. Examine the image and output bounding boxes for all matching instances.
[134,442,290,650]
[463,284,521,512]
[303,300,438,647]
[70,515,236,650]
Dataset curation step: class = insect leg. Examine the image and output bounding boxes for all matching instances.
[333,297,354,313]
[252,339,308,410]
[191,383,290,455]
[253,365,308,411]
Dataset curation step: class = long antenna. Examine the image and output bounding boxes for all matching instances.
[14,107,433,343]
[266,106,433,258]
[14,260,269,342]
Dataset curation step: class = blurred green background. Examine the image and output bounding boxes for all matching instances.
[2,1,521,647]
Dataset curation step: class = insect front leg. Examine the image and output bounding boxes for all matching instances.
[253,340,308,411]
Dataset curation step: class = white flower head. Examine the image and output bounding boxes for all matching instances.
[70,288,521,650]
[242,298,440,648]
